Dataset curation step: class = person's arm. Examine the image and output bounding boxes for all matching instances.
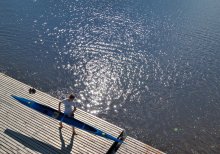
[73,106,77,112]
[71,101,77,116]
[72,106,76,115]
[58,102,62,112]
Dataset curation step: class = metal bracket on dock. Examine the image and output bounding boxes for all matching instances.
[106,130,127,154]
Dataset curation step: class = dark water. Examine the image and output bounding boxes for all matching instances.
[1,0,220,153]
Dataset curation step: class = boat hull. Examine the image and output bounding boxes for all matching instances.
[11,95,122,143]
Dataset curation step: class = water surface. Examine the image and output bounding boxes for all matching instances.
[0,0,220,153]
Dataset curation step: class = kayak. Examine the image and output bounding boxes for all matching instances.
[11,95,123,143]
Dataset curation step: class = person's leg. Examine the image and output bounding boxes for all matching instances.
[59,122,63,129]
[72,127,77,135]
[59,114,67,129]
[70,113,76,135]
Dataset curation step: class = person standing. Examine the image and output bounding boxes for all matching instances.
[58,94,78,135]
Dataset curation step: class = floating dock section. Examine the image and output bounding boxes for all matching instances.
[0,73,165,154]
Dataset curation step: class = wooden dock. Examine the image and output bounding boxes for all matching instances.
[0,73,165,154]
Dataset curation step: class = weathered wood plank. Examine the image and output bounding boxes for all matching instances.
[0,74,122,135]
[0,75,123,150]
[0,99,112,154]
[0,148,8,154]
[0,79,132,153]
[0,99,106,154]
[1,132,35,154]
[0,73,165,154]
[0,100,108,153]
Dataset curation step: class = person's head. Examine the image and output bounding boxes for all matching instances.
[69,94,75,101]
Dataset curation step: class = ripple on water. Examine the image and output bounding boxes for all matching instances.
[1,0,220,153]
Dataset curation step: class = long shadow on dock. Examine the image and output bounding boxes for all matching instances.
[4,128,74,154]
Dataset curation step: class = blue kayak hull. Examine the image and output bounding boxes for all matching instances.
[11,95,122,143]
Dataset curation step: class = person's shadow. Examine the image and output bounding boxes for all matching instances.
[4,128,74,154]
[59,128,74,153]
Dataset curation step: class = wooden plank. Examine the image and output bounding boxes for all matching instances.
[0,73,163,154]
[0,74,122,136]
[1,115,64,154]
[0,141,17,154]
[0,93,122,153]
[0,75,138,153]
[0,76,142,154]
[0,128,31,153]
[0,73,165,154]
[0,148,8,154]
[0,73,117,131]
[0,76,122,146]
[125,137,166,154]
[0,98,106,154]
[0,98,111,154]
[1,133,35,154]
[0,97,99,153]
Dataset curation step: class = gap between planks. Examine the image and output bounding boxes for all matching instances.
[0,73,165,154]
